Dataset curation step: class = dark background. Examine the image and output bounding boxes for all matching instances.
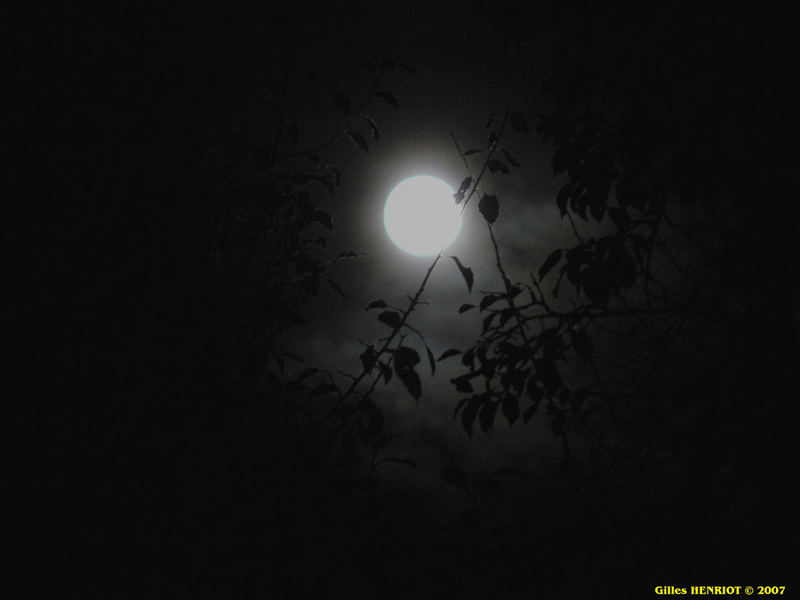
[16,2,798,597]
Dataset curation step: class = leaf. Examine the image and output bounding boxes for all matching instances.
[450,256,474,292]
[365,299,388,311]
[453,176,472,204]
[309,383,338,397]
[556,184,572,217]
[438,348,461,361]
[375,90,399,108]
[510,111,530,134]
[397,368,421,401]
[502,148,520,167]
[378,361,392,384]
[452,374,473,394]
[378,310,402,329]
[461,397,480,436]
[572,329,594,360]
[334,93,352,116]
[479,194,499,224]
[479,401,498,433]
[460,149,482,156]
[538,249,563,280]
[457,176,473,194]
[360,114,381,141]
[458,303,475,314]
[425,345,436,376]
[488,159,509,174]
[393,346,420,371]
[502,396,520,426]
[325,278,346,298]
[295,367,319,381]
[482,311,498,333]
[535,358,562,392]
[360,346,377,373]
[441,465,469,490]
[480,294,503,311]
[347,131,368,152]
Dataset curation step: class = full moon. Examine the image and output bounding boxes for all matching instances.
[383,175,463,256]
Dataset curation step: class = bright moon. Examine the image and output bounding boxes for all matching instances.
[383,175,462,256]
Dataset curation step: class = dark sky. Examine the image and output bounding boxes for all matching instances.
[23,2,798,596]
[261,4,574,501]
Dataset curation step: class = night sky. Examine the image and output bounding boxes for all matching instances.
[21,2,798,597]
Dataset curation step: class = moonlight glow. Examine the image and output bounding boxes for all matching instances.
[383,175,462,256]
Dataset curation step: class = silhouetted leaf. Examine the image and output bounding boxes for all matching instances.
[450,256,474,292]
[375,90,399,108]
[479,194,499,224]
[365,299,388,311]
[295,367,319,381]
[394,346,420,371]
[438,348,462,361]
[510,111,530,134]
[478,402,497,433]
[535,358,562,392]
[482,312,498,333]
[397,368,421,401]
[334,94,352,116]
[378,310,402,329]
[502,396,520,426]
[479,401,498,432]
[360,114,381,141]
[460,149,482,156]
[425,345,436,376]
[309,383,338,397]
[378,361,392,384]
[480,294,503,311]
[326,278,346,298]
[347,131,368,152]
[461,398,480,435]
[360,346,377,373]
[458,303,475,314]
[502,148,520,167]
[538,249,563,280]
[452,374,473,394]
[461,347,475,368]
[556,184,572,217]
